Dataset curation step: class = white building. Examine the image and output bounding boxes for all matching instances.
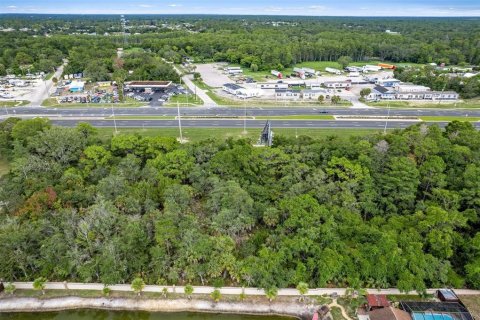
[223,83,244,95]
[395,84,431,93]
[257,82,289,90]
[275,89,301,100]
[225,67,243,75]
[223,83,262,98]
[323,80,352,89]
[375,78,401,87]
[302,89,329,100]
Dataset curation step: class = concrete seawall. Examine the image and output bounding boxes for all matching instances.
[0,297,313,319]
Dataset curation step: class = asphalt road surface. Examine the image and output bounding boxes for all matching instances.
[48,118,474,130]
[3,106,480,117]
[2,106,479,130]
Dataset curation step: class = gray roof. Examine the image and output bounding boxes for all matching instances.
[374,86,393,94]
[223,83,244,90]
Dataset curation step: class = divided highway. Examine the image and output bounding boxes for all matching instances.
[2,106,480,130]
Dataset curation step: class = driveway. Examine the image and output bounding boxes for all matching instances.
[27,62,66,107]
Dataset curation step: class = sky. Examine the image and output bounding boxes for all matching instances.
[2,0,480,16]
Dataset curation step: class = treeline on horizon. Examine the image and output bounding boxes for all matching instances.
[0,16,479,88]
[0,118,480,292]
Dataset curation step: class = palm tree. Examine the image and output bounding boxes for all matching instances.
[162,287,169,298]
[265,287,278,302]
[184,284,194,300]
[5,283,16,295]
[296,282,309,302]
[131,278,145,296]
[33,277,47,295]
[211,289,221,302]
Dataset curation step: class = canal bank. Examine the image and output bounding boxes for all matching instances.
[0,297,316,319]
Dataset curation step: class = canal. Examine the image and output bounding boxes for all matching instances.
[0,311,295,320]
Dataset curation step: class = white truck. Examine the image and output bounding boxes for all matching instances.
[271,70,283,79]
[325,67,342,75]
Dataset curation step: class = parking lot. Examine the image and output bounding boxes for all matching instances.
[126,84,188,106]
[195,63,231,88]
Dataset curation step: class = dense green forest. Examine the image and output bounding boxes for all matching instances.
[1,118,480,292]
[1,15,479,80]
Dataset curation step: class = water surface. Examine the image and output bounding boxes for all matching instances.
[0,310,293,320]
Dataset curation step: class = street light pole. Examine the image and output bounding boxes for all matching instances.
[243,97,247,134]
[383,101,390,135]
[177,100,183,143]
[111,104,118,134]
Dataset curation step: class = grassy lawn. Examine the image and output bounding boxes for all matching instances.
[192,79,215,90]
[165,94,204,106]
[338,297,367,319]
[109,116,176,120]
[0,100,30,107]
[206,91,243,106]
[96,127,381,142]
[331,306,347,320]
[458,295,480,320]
[367,100,480,109]
[420,116,480,122]
[41,97,146,108]
[0,158,10,177]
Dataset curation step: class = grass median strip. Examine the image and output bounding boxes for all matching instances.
[256,115,334,120]
[107,116,176,120]
[419,116,480,122]
[106,115,334,121]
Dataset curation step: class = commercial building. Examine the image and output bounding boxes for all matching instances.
[257,82,289,90]
[368,85,459,101]
[68,80,85,92]
[375,78,401,87]
[302,89,328,100]
[395,84,431,93]
[223,83,262,98]
[275,89,301,100]
[323,80,352,89]
[125,81,172,91]
[223,83,244,95]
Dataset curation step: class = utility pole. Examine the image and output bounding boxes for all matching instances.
[177,100,183,143]
[3,105,8,115]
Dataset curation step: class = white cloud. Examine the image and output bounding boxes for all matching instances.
[7,5,17,8]
[168,4,182,7]
[138,4,153,8]
[308,5,326,10]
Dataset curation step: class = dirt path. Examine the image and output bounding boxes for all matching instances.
[329,299,353,320]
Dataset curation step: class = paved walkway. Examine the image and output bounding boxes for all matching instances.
[10,282,480,296]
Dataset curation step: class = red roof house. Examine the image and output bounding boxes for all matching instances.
[367,294,390,311]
